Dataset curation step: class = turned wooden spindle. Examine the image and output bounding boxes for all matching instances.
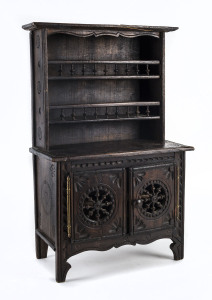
[58,64,63,76]
[125,64,129,75]
[72,108,75,120]
[82,64,85,75]
[136,64,139,75]
[70,64,75,76]
[105,107,109,119]
[83,108,86,120]
[114,64,118,75]
[146,106,150,117]
[104,64,107,76]
[146,64,150,76]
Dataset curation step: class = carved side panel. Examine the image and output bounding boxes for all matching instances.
[72,168,126,241]
[130,164,175,234]
[32,29,48,148]
[36,157,57,242]
[170,152,185,260]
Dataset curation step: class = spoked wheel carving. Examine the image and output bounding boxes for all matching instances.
[137,180,169,218]
[80,185,115,226]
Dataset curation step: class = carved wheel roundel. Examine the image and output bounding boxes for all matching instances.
[80,185,115,226]
[137,180,169,218]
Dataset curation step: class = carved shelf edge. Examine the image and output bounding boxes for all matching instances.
[46,29,160,38]
[69,228,173,257]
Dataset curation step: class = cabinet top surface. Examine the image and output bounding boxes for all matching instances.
[22,22,178,32]
[30,140,194,162]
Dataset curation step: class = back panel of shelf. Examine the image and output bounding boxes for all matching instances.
[44,31,164,148]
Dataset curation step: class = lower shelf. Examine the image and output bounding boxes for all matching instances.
[49,115,160,124]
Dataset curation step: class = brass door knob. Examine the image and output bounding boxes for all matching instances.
[133,199,142,206]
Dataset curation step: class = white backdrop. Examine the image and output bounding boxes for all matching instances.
[0,0,211,299]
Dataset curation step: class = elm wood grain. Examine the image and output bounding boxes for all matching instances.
[48,80,142,106]
[24,22,193,283]
[47,34,142,61]
[48,121,144,146]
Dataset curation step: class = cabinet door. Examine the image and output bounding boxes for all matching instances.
[73,168,126,241]
[130,164,175,234]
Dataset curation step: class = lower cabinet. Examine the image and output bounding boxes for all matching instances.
[34,151,186,282]
[68,161,177,245]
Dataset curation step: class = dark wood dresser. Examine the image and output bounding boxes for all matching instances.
[22,22,194,282]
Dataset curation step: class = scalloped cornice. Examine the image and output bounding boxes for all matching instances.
[22,22,179,34]
[47,29,160,38]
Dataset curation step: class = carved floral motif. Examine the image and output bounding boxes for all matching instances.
[74,175,88,192]
[109,218,121,234]
[50,164,56,177]
[41,180,52,214]
[133,172,146,187]
[109,174,121,188]
[134,216,146,230]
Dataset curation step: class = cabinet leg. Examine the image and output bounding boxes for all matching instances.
[170,236,184,260]
[55,251,71,283]
[36,234,48,259]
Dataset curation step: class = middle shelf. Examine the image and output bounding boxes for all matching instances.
[49,101,160,124]
[48,60,160,80]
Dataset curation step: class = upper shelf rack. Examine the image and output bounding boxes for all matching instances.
[48,60,160,80]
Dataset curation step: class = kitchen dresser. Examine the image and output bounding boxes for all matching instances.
[22,22,194,282]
